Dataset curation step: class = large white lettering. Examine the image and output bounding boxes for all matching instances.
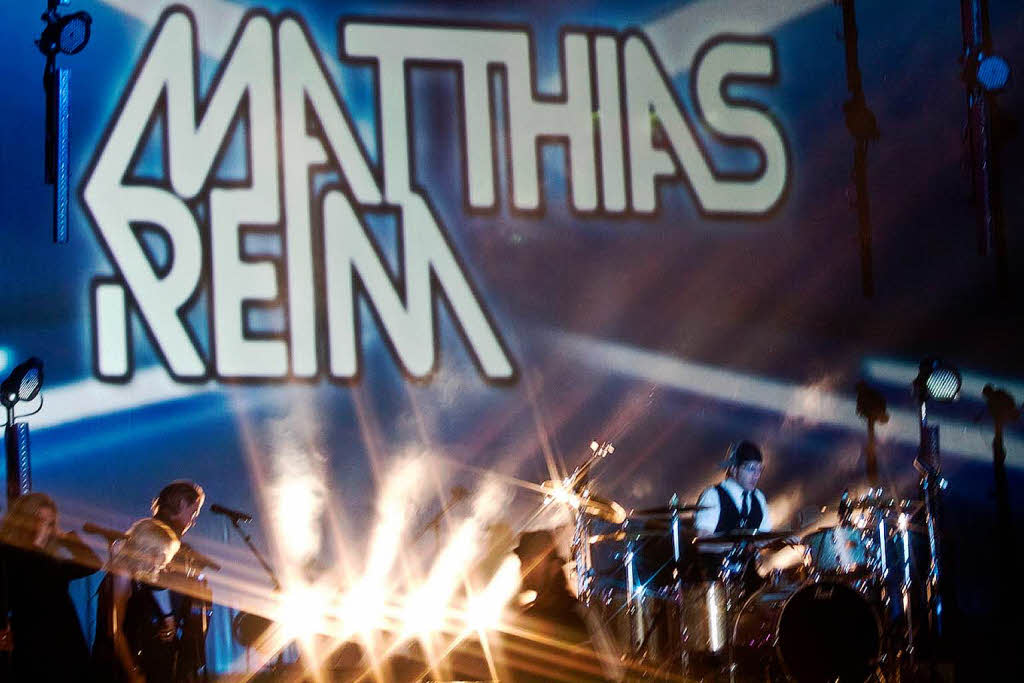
[83,8,790,384]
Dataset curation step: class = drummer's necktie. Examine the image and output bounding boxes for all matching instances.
[740,492,750,524]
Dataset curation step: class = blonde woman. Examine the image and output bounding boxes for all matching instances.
[91,517,181,683]
[0,492,100,681]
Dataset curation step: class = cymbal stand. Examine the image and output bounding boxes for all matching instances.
[896,510,917,671]
[567,440,613,600]
[915,400,947,654]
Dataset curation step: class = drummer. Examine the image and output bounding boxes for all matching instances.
[694,441,773,558]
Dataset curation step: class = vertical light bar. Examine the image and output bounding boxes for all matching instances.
[877,518,888,578]
[5,423,33,501]
[54,67,71,243]
[707,582,723,652]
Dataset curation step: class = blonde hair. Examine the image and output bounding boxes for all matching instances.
[107,518,180,581]
[0,492,59,552]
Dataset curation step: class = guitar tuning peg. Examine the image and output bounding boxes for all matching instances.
[590,441,599,452]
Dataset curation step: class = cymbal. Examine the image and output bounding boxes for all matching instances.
[694,529,793,545]
[581,496,627,524]
[632,504,709,516]
[540,480,627,524]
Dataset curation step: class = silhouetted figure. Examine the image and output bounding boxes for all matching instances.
[0,492,100,682]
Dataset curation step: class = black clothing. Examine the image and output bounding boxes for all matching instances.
[502,586,607,682]
[713,484,763,532]
[161,542,214,683]
[0,542,97,682]
[92,573,178,683]
[448,583,607,682]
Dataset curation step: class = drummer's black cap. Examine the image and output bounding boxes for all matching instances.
[724,441,763,468]
[513,529,560,563]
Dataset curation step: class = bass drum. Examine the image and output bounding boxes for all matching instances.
[732,580,881,683]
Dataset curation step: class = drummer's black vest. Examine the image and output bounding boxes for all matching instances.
[714,485,763,532]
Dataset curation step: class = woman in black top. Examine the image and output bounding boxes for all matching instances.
[0,492,101,682]
[91,517,180,683]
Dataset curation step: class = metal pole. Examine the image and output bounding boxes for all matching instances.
[228,518,281,591]
[865,418,879,487]
[960,0,1009,290]
[916,402,946,649]
[839,0,879,298]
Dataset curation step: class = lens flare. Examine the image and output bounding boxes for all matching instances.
[270,468,326,564]
[465,554,521,631]
[274,582,333,640]
[401,480,504,636]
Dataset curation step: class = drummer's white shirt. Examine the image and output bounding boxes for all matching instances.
[695,478,772,536]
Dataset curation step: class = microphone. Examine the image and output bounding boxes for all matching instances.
[210,503,253,524]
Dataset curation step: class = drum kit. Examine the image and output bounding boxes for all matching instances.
[550,443,935,682]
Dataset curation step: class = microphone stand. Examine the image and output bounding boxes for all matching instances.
[220,513,282,675]
[414,486,469,549]
[856,381,889,488]
[223,516,280,591]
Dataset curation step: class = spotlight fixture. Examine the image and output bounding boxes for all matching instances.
[976,53,1011,93]
[37,9,92,56]
[1,357,44,410]
[913,358,961,404]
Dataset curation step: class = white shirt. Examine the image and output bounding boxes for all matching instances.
[695,478,772,536]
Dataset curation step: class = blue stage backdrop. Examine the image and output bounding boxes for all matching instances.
[2,0,1023,675]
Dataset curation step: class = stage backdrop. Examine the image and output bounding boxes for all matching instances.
[2,0,1023,675]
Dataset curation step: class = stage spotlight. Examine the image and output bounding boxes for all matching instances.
[38,10,92,56]
[913,358,961,404]
[976,54,1011,93]
[1,357,44,409]
[57,11,91,54]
